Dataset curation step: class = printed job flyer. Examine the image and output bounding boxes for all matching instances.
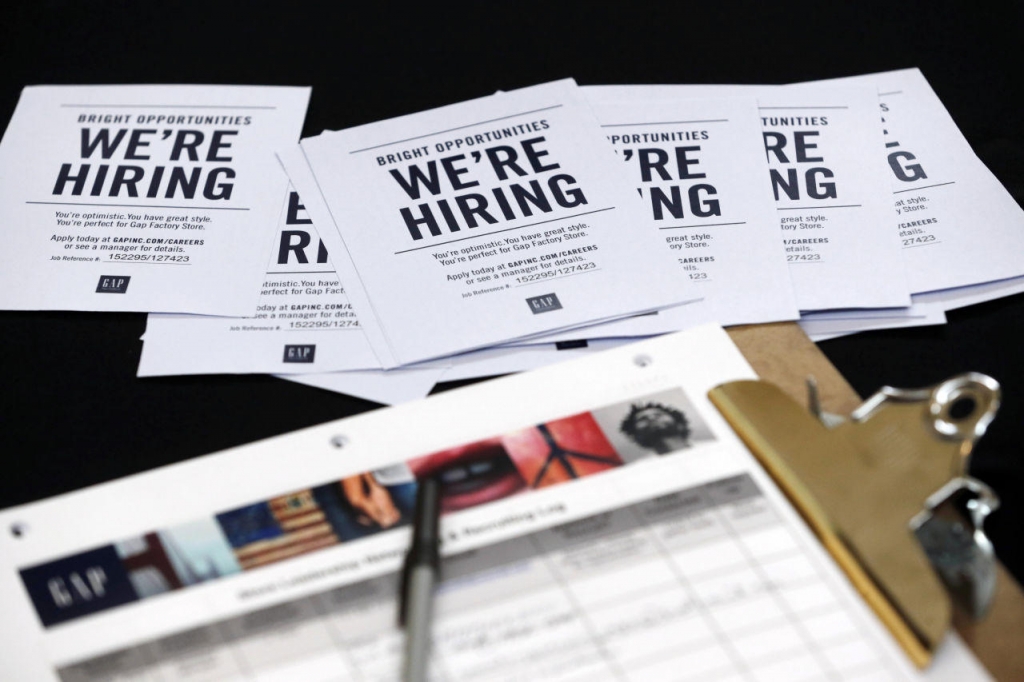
[811,68,1024,296]
[915,274,1024,314]
[0,86,311,314]
[509,295,712,344]
[0,325,988,680]
[587,95,799,326]
[288,140,596,382]
[299,79,700,368]
[279,112,706,361]
[139,186,386,376]
[800,306,947,341]
[282,337,635,405]
[482,294,706,345]
[279,367,446,405]
[586,84,911,312]
[139,185,640,379]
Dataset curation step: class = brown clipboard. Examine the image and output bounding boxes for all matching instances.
[725,322,1024,681]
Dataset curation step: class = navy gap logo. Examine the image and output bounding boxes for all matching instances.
[526,293,562,314]
[20,546,139,627]
[283,344,316,363]
[96,275,130,293]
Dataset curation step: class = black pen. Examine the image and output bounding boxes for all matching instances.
[399,476,441,682]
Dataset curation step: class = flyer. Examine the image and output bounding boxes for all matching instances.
[139,185,387,376]
[914,275,1024,313]
[795,305,938,339]
[138,184,656,377]
[0,85,311,314]
[278,367,445,405]
[586,84,911,312]
[810,68,1024,295]
[276,338,631,404]
[284,129,714,356]
[800,306,946,341]
[437,336,630,382]
[298,79,700,368]
[0,325,988,680]
[509,296,712,343]
[584,95,799,326]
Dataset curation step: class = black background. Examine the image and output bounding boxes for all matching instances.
[1,2,1022,583]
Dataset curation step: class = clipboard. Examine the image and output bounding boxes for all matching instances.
[1,322,1020,681]
[725,322,1024,681]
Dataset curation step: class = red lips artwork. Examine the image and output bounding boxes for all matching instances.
[409,413,624,514]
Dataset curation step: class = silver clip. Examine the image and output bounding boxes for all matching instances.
[808,372,1002,619]
[805,376,846,428]
[917,373,1000,619]
[911,477,1000,618]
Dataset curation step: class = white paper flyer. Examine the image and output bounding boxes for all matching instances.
[298,79,700,368]
[812,68,1024,295]
[138,186,385,376]
[276,337,632,404]
[278,366,445,405]
[585,95,799,325]
[0,85,311,314]
[586,84,911,312]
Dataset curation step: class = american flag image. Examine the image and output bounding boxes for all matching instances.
[217,490,339,570]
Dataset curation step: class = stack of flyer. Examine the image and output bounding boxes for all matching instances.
[3,70,1023,405]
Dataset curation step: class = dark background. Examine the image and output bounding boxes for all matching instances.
[1,2,1022,583]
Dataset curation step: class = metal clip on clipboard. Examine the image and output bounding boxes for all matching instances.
[708,373,1001,669]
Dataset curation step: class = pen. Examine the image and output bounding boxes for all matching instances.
[399,476,441,682]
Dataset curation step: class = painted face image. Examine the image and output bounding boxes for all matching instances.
[634,406,677,432]
[591,389,714,462]
[502,413,623,489]
[312,471,418,542]
[620,402,691,454]
[408,438,527,514]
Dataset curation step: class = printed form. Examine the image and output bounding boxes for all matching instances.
[0,325,988,680]
[0,85,310,315]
